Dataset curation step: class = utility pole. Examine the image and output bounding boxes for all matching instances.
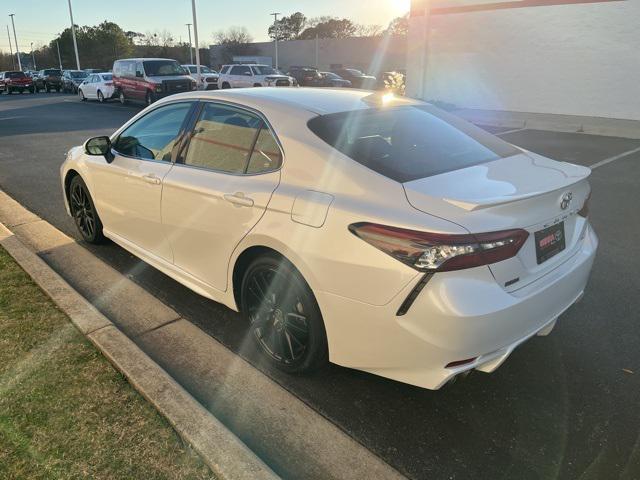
[6,25,15,70]
[315,33,319,69]
[31,42,36,70]
[186,23,193,64]
[9,14,21,71]
[270,12,280,70]
[406,0,430,99]
[67,0,81,69]
[190,0,201,85]
[56,40,63,70]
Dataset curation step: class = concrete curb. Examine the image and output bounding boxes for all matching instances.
[453,108,640,139]
[0,221,279,480]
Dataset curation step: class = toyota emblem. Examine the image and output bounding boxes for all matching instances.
[560,192,573,210]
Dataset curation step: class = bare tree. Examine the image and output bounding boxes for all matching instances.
[354,24,384,37]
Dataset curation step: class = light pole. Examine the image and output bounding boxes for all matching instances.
[67,0,81,70]
[190,0,201,86]
[270,12,280,70]
[8,14,21,71]
[6,25,15,70]
[56,40,63,70]
[185,23,193,64]
[31,42,36,70]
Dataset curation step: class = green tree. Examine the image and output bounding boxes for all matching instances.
[387,15,409,36]
[298,18,357,40]
[268,12,307,41]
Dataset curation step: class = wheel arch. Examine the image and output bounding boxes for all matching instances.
[63,169,81,208]
[230,240,321,315]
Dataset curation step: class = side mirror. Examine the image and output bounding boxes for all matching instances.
[85,136,114,163]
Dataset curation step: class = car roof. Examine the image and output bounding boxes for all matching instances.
[162,87,425,116]
[115,58,177,62]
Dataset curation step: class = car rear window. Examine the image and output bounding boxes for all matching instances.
[6,72,26,78]
[307,105,521,183]
[100,74,113,81]
[44,69,62,75]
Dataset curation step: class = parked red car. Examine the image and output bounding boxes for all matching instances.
[0,71,36,94]
[112,58,196,106]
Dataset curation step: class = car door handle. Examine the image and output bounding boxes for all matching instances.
[224,193,254,208]
[141,174,161,185]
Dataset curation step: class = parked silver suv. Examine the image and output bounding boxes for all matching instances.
[217,64,296,89]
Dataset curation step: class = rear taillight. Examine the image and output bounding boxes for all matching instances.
[349,223,529,272]
[578,191,591,218]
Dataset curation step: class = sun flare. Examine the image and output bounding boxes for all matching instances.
[391,0,411,15]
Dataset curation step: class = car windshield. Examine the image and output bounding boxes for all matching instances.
[7,72,26,78]
[346,69,364,76]
[307,105,521,183]
[100,74,113,81]
[71,71,88,79]
[44,69,62,75]
[143,61,187,76]
[251,66,279,75]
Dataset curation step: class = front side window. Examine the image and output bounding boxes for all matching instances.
[100,74,113,81]
[220,66,231,74]
[114,102,193,161]
[183,103,264,173]
[308,105,520,183]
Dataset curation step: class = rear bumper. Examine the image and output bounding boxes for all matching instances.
[317,223,598,390]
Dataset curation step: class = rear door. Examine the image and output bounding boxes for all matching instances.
[161,101,281,291]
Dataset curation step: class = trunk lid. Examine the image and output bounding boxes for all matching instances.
[403,151,592,291]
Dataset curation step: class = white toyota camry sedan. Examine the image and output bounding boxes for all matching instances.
[60,88,598,389]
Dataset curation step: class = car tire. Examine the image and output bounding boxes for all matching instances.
[68,176,105,244]
[45,83,50,93]
[118,90,126,104]
[6,87,11,95]
[221,82,231,89]
[79,89,86,101]
[97,90,105,103]
[145,90,155,106]
[240,254,329,374]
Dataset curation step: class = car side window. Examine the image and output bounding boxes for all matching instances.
[114,102,193,162]
[231,66,250,76]
[183,103,262,173]
[246,126,282,174]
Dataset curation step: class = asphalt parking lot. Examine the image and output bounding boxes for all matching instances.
[1,92,639,480]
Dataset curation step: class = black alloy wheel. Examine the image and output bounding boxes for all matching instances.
[97,90,104,103]
[241,255,329,374]
[69,176,104,244]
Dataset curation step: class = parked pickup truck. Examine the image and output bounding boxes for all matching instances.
[0,71,36,94]
[35,68,64,92]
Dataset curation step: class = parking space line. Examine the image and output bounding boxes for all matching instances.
[590,146,640,169]
[496,127,528,136]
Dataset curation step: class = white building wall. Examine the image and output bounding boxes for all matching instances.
[421,0,640,120]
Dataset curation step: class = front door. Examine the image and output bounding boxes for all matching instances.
[89,101,195,261]
[161,101,282,291]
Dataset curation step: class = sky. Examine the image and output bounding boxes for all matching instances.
[0,0,411,52]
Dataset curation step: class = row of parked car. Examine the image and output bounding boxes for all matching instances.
[1,57,400,106]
